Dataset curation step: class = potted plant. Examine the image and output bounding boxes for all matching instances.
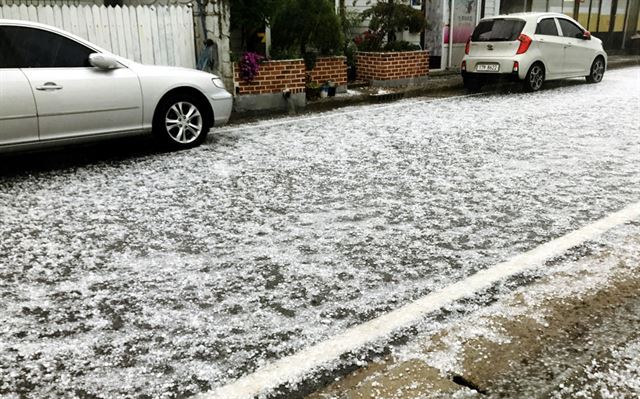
[326,80,337,97]
[306,81,321,100]
[345,41,357,82]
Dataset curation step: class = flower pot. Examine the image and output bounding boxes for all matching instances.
[347,66,357,82]
[306,87,320,100]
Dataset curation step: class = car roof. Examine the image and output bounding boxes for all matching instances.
[2,18,67,33]
[481,12,573,22]
[0,18,108,53]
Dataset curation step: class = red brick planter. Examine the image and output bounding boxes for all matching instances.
[234,59,306,95]
[356,50,429,82]
[232,56,349,111]
[306,56,347,87]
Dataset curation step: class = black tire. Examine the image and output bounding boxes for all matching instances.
[463,76,482,92]
[152,94,212,150]
[523,63,545,92]
[586,57,605,83]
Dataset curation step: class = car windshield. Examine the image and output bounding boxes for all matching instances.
[471,19,526,41]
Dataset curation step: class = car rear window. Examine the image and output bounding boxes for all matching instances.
[471,19,526,42]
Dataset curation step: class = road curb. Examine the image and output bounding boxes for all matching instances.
[227,56,639,125]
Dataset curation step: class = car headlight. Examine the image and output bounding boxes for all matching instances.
[212,78,226,89]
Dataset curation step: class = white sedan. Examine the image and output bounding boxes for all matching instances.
[461,12,607,92]
[0,19,233,152]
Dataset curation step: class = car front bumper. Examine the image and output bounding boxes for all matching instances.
[209,92,233,126]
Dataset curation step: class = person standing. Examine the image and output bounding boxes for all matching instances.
[197,39,220,76]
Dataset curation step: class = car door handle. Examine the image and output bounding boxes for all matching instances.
[36,82,63,91]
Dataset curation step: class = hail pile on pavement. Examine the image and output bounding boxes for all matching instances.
[1,68,639,397]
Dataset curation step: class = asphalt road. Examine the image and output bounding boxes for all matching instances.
[1,67,639,398]
[310,222,640,399]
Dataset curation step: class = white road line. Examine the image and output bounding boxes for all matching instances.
[216,92,483,135]
[202,200,640,399]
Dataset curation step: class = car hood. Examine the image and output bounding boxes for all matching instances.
[123,61,219,79]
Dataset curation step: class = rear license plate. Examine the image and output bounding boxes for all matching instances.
[476,64,500,72]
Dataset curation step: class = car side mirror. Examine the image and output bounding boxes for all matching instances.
[582,31,591,40]
[89,53,121,69]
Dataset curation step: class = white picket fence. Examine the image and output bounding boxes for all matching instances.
[0,4,196,68]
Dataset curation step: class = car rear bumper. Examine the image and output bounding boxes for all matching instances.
[462,55,529,80]
[461,71,521,82]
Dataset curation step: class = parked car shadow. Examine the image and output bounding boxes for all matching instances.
[0,135,167,178]
[482,78,586,94]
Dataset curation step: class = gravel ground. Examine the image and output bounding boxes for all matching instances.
[1,67,639,398]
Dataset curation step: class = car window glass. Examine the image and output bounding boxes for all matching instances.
[0,27,21,68]
[536,18,559,36]
[558,19,584,39]
[0,26,92,68]
[471,19,526,42]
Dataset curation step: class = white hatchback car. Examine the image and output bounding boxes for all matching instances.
[461,12,607,92]
[0,19,233,152]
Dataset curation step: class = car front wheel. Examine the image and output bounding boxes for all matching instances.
[586,57,605,84]
[153,94,211,149]
[523,63,545,92]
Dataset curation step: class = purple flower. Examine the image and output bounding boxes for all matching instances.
[240,52,264,82]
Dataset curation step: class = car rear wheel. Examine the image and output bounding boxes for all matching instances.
[586,57,605,84]
[523,63,545,92]
[153,94,211,150]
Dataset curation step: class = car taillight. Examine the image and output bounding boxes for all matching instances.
[465,37,471,55]
[516,34,532,54]
[461,60,466,71]
[512,61,519,72]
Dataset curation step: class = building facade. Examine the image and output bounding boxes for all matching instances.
[345,0,639,71]
[496,0,640,51]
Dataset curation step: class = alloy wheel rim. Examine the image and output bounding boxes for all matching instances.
[165,102,203,144]
[592,60,604,82]
[530,66,543,90]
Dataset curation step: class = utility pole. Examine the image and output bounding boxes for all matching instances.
[420,0,427,50]
[448,0,455,70]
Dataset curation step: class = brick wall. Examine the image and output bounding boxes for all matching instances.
[356,50,429,81]
[307,56,347,86]
[234,59,306,95]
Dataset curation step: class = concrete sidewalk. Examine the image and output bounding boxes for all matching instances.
[307,54,640,111]
[228,55,639,124]
[307,229,640,399]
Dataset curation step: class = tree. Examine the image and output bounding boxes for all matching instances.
[361,0,427,44]
[230,0,282,32]
[230,0,285,52]
[270,0,343,57]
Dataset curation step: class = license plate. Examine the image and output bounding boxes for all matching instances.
[476,64,500,72]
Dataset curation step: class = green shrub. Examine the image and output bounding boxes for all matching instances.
[344,41,358,67]
[357,0,428,51]
[270,47,301,60]
[383,40,422,52]
[303,51,318,71]
[271,0,344,58]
